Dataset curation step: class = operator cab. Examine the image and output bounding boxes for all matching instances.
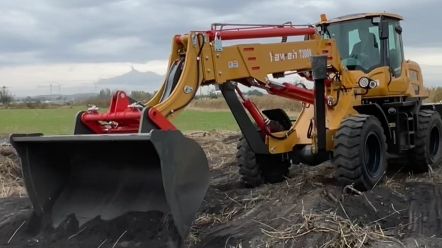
[318,13,404,77]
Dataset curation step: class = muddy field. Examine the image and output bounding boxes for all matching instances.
[1,131,442,247]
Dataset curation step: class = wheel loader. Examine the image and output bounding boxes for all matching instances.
[9,12,442,242]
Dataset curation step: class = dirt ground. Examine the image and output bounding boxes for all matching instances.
[2,131,442,247]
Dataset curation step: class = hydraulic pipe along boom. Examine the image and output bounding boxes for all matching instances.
[175,26,316,44]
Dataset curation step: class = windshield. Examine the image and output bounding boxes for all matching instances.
[321,19,381,72]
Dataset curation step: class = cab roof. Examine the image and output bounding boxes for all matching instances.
[325,13,403,24]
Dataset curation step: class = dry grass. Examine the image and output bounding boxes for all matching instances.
[426,87,442,103]
[185,130,240,170]
[187,87,442,115]
[384,164,442,195]
[188,157,409,247]
[253,167,406,247]
[183,133,426,248]
[188,95,303,114]
[258,208,404,248]
[0,146,25,198]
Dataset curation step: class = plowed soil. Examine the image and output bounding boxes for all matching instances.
[1,131,442,247]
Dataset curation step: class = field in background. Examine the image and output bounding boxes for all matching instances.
[0,107,241,135]
[0,95,304,135]
[2,88,442,136]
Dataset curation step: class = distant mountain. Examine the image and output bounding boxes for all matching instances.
[14,65,311,98]
[13,67,166,97]
[96,66,164,92]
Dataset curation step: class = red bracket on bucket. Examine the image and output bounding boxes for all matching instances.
[109,91,132,113]
[80,90,176,134]
[147,108,177,131]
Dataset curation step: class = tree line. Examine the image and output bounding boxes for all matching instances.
[0,86,13,105]
[0,86,267,108]
[86,88,265,106]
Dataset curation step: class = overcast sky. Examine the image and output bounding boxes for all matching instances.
[1,0,441,95]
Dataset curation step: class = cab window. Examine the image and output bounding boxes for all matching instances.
[387,20,404,77]
[322,18,382,73]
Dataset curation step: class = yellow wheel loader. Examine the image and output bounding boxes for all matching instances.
[9,12,442,241]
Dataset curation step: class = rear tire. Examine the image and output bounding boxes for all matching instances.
[236,121,291,188]
[332,115,387,191]
[408,109,442,172]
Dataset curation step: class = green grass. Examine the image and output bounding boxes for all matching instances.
[0,107,240,135]
[172,111,239,131]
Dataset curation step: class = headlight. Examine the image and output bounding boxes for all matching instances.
[368,80,379,89]
[358,77,370,88]
[358,77,379,89]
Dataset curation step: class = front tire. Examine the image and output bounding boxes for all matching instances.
[332,115,388,191]
[408,109,442,172]
[236,121,291,188]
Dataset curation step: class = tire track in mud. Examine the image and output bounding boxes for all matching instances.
[407,182,442,237]
[0,198,30,226]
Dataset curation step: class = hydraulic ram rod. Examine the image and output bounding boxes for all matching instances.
[175,26,316,44]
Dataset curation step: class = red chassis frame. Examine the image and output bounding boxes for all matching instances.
[81,91,176,134]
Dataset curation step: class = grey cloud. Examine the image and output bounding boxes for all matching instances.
[0,0,439,66]
[162,0,255,15]
[0,35,44,53]
[45,0,126,9]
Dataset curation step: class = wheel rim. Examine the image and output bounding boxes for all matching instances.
[364,132,382,177]
[429,125,440,159]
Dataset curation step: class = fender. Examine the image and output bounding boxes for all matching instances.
[353,103,392,143]
[262,108,293,130]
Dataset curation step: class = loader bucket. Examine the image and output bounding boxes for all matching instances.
[9,130,210,239]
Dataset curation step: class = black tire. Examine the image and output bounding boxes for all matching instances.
[332,115,388,191]
[408,109,442,172]
[236,121,291,188]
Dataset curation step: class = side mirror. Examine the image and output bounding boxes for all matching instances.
[379,20,389,40]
